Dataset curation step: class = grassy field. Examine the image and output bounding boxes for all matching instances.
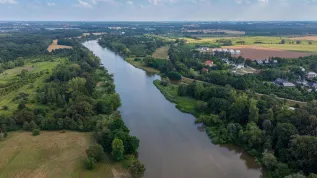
[0,131,114,178]
[0,58,65,115]
[182,36,317,53]
[152,46,169,59]
[125,58,160,74]
[153,80,198,116]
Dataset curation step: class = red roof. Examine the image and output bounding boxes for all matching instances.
[202,68,209,72]
[204,60,213,65]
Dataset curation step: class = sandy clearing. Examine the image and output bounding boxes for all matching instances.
[47,39,72,52]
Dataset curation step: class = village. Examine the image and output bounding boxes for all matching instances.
[198,47,317,92]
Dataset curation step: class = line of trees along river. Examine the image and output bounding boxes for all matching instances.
[83,40,263,178]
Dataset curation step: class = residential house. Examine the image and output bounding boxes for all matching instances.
[309,82,317,90]
[222,58,230,64]
[274,78,295,87]
[255,60,263,65]
[204,60,214,67]
[235,50,241,55]
[307,72,317,79]
[273,60,278,64]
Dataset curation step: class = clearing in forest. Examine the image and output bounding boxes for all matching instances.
[152,46,169,59]
[47,39,72,52]
[0,131,115,178]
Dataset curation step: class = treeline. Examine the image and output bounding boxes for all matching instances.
[98,34,169,57]
[170,81,317,177]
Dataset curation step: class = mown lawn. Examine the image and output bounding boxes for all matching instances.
[0,131,114,178]
[152,46,169,59]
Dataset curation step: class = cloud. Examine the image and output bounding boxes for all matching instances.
[127,1,133,4]
[0,0,17,4]
[77,0,93,8]
[47,2,55,6]
[148,0,161,5]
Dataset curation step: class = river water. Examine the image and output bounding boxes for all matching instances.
[83,40,263,178]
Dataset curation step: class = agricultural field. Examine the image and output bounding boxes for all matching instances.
[183,36,317,59]
[289,36,317,41]
[225,45,313,59]
[47,39,72,52]
[0,131,115,178]
[152,46,169,59]
[0,57,65,115]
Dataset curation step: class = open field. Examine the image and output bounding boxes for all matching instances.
[47,39,72,52]
[0,58,65,114]
[223,45,313,59]
[289,36,317,41]
[152,46,169,59]
[0,131,114,178]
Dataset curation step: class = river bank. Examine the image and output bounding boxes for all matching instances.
[84,40,263,178]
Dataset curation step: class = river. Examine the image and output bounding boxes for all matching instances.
[83,40,263,178]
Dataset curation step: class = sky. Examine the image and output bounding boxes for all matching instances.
[0,0,317,21]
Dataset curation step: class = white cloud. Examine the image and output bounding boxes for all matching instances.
[148,0,161,5]
[127,1,133,4]
[47,2,55,6]
[0,0,17,4]
[77,0,93,8]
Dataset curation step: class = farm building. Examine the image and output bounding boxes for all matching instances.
[204,60,214,67]
[274,78,295,87]
[307,72,317,79]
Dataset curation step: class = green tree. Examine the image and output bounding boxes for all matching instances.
[248,99,259,123]
[262,151,277,170]
[129,160,146,178]
[29,121,38,130]
[111,138,124,161]
[167,71,182,81]
[23,121,30,131]
[86,144,104,162]
[68,77,86,93]
[84,157,96,170]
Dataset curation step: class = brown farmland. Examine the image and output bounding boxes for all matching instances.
[290,36,317,41]
[47,39,72,52]
[224,45,312,59]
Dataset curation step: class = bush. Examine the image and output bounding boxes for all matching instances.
[84,157,96,170]
[86,144,104,162]
[23,121,30,131]
[129,160,146,178]
[2,105,8,110]
[167,71,182,81]
[32,129,40,136]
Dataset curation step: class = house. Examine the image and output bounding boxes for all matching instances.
[296,80,309,87]
[222,58,230,64]
[201,68,209,73]
[308,82,317,89]
[229,49,235,55]
[236,64,244,69]
[255,60,263,65]
[235,50,241,55]
[204,60,214,67]
[274,78,295,87]
[273,60,278,64]
[307,72,317,79]
[264,59,270,64]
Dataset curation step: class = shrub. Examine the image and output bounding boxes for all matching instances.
[167,71,182,81]
[23,121,30,131]
[84,157,96,170]
[86,144,104,162]
[32,129,40,136]
[129,160,146,178]
[2,105,8,110]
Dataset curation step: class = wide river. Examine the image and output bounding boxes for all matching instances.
[84,40,263,178]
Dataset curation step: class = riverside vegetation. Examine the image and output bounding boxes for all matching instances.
[0,32,144,178]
